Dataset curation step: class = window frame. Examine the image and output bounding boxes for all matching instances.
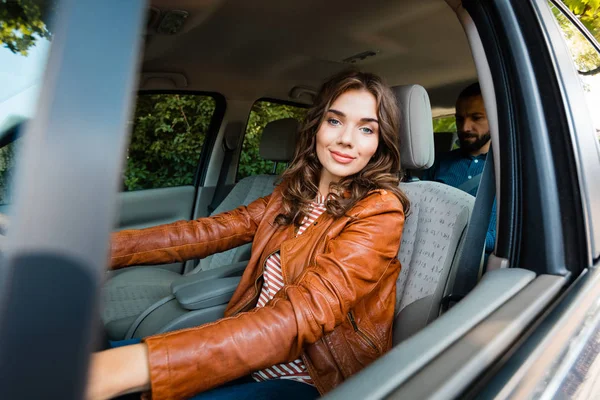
[0,2,148,397]
[460,0,594,276]
[129,90,227,190]
[540,0,600,263]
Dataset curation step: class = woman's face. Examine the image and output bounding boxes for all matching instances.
[316,89,380,190]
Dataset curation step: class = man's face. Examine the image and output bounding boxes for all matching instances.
[455,94,491,155]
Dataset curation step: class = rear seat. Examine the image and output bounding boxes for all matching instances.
[102,118,300,340]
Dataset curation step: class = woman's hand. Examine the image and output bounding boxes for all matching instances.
[86,344,151,400]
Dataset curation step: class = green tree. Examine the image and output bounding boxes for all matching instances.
[124,94,216,191]
[562,0,600,42]
[432,115,456,133]
[0,0,51,56]
[124,96,308,191]
[552,1,600,72]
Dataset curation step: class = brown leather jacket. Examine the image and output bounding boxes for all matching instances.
[111,185,404,400]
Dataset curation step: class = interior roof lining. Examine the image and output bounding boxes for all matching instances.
[142,0,477,109]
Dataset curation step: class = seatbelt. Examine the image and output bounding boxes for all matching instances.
[208,122,243,214]
[457,172,482,194]
[444,148,496,307]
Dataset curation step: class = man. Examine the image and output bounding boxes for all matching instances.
[423,82,496,253]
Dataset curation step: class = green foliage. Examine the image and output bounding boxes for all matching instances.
[237,101,307,180]
[552,1,600,72]
[563,0,600,42]
[125,97,306,190]
[432,115,459,150]
[124,94,216,191]
[432,115,456,133]
[0,0,51,55]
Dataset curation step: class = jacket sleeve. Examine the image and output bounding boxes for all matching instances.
[142,191,404,400]
[109,194,271,269]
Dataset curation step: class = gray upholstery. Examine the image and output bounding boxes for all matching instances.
[103,268,176,339]
[394,181,474,343]
[389,85,474,343]
[102,118,299,339]
[393,84,435,170]
[174,276,242,310]
[259,118,299,162]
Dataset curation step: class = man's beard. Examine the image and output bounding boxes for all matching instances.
[458,131,491,154]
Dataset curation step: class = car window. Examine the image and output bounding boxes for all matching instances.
[433,115,459,150]
[551,1,600,144]
[123,93,217,191]
[559,0,600,42]
[0,1,51,205]
[433,115,456,133]
[237,100,307,180]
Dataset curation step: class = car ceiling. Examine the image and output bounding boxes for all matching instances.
[143,0,475,114]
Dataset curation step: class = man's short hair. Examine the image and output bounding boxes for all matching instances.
[458,82,481,100]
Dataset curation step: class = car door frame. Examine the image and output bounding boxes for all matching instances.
[325,0,599,397]
[0,0,147,398]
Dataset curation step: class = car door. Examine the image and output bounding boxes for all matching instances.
[114,91,226,275]
[324,0,600,398]
[0,1,148,399]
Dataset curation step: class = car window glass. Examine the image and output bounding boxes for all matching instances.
[0,1,52,206]
[560,0,600,43]
[124,94,217,191]
[553,1,600,143]
[433,115,459,150]
[237,101,307,180]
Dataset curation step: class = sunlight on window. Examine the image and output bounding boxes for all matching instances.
[552,2,600,140]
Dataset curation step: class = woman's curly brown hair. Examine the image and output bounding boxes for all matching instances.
[275,69,410,226]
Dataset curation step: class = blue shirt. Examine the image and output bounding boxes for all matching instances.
[422,149,496,252]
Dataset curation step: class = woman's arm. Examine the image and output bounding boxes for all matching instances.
[86,344,150,400]
[140,191,404,400]
[88,191,404,400]
[110,194,272,269]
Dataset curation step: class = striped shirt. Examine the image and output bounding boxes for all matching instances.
[252,195,327,386]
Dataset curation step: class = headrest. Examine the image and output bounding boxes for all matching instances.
[392,85,435,170]
[259,118,300,162]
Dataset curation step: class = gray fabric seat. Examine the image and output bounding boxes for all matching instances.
[103,118,299,339]
[391,84,474,344]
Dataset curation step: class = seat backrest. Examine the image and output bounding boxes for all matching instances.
[197,118,299,271]
[391,85,474,344]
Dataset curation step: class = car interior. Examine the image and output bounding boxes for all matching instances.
[97,0,529,393]
[1,0,599,398]
[103,0,483,340]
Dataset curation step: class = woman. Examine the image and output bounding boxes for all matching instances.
[88,69,409,400]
